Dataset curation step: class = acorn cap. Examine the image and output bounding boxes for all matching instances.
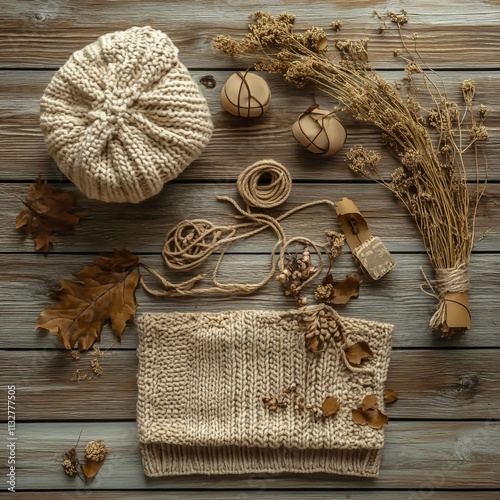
[292,106,347,156]
[221,71,271,117]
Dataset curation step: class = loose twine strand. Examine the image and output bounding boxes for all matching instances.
[140,160,336,297]
[420,262,470,330]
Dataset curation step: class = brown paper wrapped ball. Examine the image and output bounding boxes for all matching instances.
[292,105,347,156]
[221,70,271,117]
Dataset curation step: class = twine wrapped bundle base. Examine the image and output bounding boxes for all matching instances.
[136,305,394,477]
[425,262,471,337]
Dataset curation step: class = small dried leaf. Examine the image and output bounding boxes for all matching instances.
[83,458,104,479]
[306,336,320,352]
[345,341,373,366]
[315,273,361,305]
[15,176,80,252]
[384,389,399,404]
[361,394,378,411]
[352,395,388,429]
[364,408,388,429]
[321,396,340,417]
[352,408,367,425]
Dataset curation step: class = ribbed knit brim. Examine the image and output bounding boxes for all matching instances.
[136,305,394,477]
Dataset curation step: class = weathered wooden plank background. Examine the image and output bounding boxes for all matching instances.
[0,0,499,498]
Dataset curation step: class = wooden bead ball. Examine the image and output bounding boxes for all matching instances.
[221,70,271,117]
[292,105,347,156]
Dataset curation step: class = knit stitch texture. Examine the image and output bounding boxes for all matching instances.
[40,26,213,203]
[136,304,394,477]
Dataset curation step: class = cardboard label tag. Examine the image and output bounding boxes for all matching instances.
[336,198,395,281]
[353,236,395,281]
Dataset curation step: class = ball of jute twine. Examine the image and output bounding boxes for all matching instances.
[236,159,292,209]
[140,160,337,297]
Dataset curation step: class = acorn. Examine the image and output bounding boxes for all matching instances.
[221,70,271,117]
[292,105,347,156]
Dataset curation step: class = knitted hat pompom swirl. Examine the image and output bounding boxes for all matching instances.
[40,26,213,203]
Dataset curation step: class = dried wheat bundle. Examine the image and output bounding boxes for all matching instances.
[214,11,487,338]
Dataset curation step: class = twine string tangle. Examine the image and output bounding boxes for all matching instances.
[140,161,336,297]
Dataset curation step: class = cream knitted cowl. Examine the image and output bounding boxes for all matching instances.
[136,304,394,477]
[40,27,213,203]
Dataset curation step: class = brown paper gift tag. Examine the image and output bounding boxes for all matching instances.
[336,198,395,281]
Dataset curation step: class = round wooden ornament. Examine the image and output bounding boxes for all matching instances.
[220,70,271,117]
[292,105,347,156]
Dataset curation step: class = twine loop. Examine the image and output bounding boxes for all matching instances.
[236,159,292,209]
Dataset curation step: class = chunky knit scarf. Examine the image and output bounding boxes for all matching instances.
[136,304,394,477]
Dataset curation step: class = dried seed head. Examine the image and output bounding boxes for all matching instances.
[62,459,78,477]
[85,440,108,462]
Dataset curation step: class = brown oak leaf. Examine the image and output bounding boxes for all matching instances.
[321,396,340,417]
[345,341,373,366]
[352,394,388,429]
[35,249,140,351]
[384,389,399,404]
[15,176,80,251]
[315,272,361,305]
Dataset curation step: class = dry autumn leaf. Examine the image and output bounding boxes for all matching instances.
[345,341,373,366]
[384,389,399,404]
[321,396,340,417]
[15,176,80,251]
[352,394,388,429]
[83,440,108,479]
[315,272,361,305]
[36,249,140,351]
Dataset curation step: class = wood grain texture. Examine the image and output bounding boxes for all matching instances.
[9,492,496,499]
[3,182,498,253]
[1,1,499,69]
[1,0,499,495]
[1,254,499,349]
[1,349,497,421]
[3,421,499,490]
[0,69,496,181]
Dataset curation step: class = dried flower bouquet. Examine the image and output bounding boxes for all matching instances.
[214,11,487,338]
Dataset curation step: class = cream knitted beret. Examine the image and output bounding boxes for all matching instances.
[40,27,213,203]
[136,304,394,477]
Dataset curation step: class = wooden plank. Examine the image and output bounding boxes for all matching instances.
[1,349,498,421]
[1,253,498,349]
[11,491,497,499]
[3,421,499,490]
[3,182,498,253]
[1,1,499,69]
[0,69,496,181]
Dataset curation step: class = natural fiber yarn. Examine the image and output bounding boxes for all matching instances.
[40,26,213,203]
[136,304,394,477]
[140,195,338,297]
[236,159,292,208]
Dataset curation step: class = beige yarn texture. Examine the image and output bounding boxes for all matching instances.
[40,26,213,203]
[136,304,394,477]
